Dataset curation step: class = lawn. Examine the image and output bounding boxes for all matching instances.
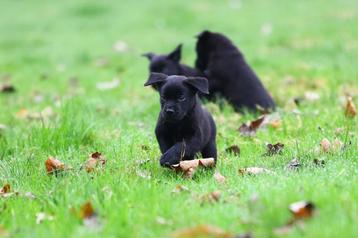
[0,0,357,237]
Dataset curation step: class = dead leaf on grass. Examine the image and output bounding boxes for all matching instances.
[200,190,221,204]
[172,185,190,194]
[265,143,284,156]
[79,201,102,229]
[0,184,10,194]
[214,172,226,184]
[84,152,106,173]
[171,224,233,238]
[171,158,215,179]
[345,97,357,118]
[225,145,240,155]
[320,138,331,153]
[45,157,65,175]
[289,201,315,219]
[239,167,272,175]
[238,116,265,136]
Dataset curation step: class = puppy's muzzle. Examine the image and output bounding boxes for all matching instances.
[165,108,175,116]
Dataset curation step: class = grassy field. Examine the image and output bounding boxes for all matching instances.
[0,0,357,237]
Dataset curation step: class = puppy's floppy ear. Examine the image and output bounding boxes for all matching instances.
[142,52,155,60]
[167,44,182,62]
[184,77,209,94]
[144,72,167,87]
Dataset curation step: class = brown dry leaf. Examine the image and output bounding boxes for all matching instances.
[265,143,284,156]
[79,202,95,219]
[0,83,15,93]
[238,116,265,136]
[320,138,331,153]
[289,201,315,219]
[84,152,106,173]
[45,157,65,175]
[225,145,240,155]
[171,224,233,238]
[239,167,272,175]
[0,184,10,194]
[202,190,221,203]
[172,185,190,193]
[287,158,301,170]
[214,172,226,184]
[345,97,357,118]
[171,158,215,179]
[79,201,101,230]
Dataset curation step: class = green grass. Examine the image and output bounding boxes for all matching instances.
[0,0,357,237]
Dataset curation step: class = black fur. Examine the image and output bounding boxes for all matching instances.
[195,30,276,112]
[144,73,217,167]
[143,44,203,80]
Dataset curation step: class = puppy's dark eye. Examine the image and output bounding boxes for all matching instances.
[178,96,186,102]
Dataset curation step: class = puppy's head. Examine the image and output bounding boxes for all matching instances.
[142,44,183,76]
[144,73,209,122]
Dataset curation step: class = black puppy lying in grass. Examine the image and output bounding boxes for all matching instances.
[144,72,217,167]
[195,30,276,112]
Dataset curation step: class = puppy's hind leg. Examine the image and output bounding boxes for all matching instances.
[201,141,217,162]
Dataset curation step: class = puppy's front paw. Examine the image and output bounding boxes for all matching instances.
[160,147,181,167]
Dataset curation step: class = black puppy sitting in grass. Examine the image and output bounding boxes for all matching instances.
[144,72,217,167]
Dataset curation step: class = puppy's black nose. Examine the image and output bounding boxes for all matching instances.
[165,108,175,115]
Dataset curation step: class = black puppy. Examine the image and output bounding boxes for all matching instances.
[195,30,276,112]
[143,44,203,80]
[144,72,217,167]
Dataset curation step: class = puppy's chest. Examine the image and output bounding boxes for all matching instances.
[166,124,195,142]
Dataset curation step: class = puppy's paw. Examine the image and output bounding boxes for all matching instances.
[159,148,181,167]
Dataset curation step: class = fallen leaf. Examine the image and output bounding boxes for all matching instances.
[79,201,95,219]
[0,83,15,93]
[287,158,301,170]
[238,116,265,136]
[171,158,215,179]
[172,185,190,193]
[345,97,357,118]
[96,79,120,91]
[36,212,54,224]
[289,201,315,219]
[268,119,282,129]
[201,190,221,203]
[84,152,106,173]
[239,167,272,175]
[320,138,331,152]
[0,184,10,194]
[214,172,226,184]
[265,143,284,156]
[225,145,240,155]
[171,224,233,238]
[45,157,65,175]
